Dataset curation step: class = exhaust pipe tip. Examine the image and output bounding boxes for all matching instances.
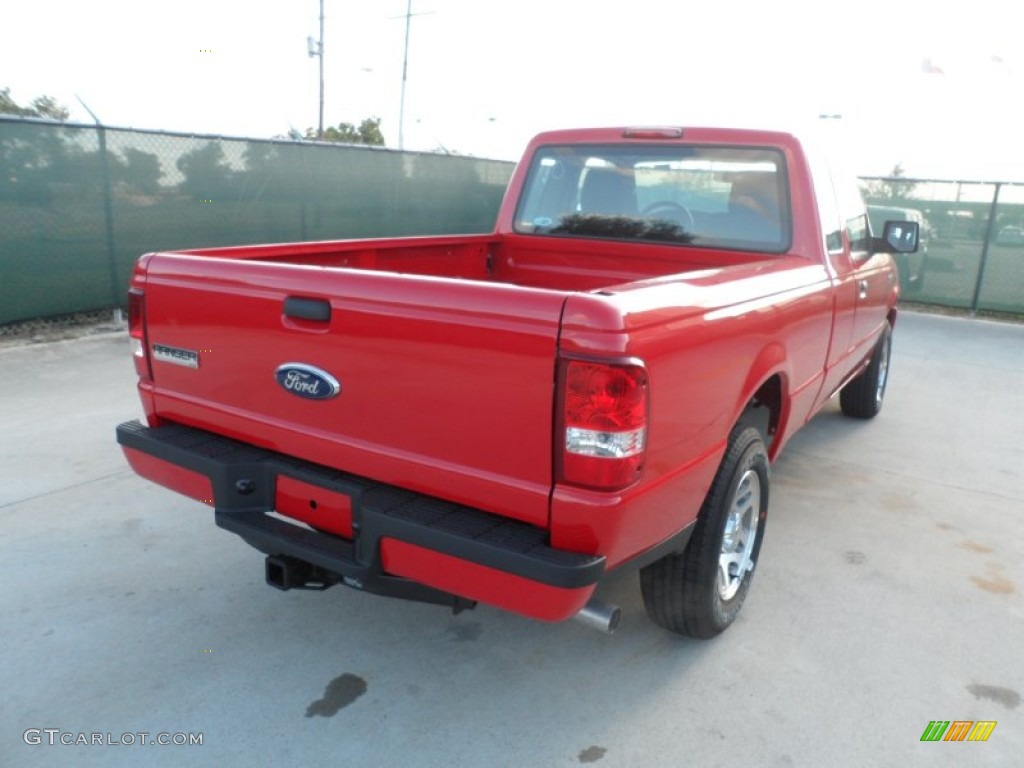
[573,598,621,634]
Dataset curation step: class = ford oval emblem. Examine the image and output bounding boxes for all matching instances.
[274,363,341,400]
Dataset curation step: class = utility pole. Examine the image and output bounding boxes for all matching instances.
[398,0,412,150]
[395,1,433,150]
[319,0,325,138]
[308,0,325,138]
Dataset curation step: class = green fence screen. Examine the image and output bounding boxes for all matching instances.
[2,117,1022,324]
[860,177,1024,314]
[0,117,515,325]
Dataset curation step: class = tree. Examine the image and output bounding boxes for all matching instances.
[864,163,919,202]
[118,147,163,195]
[241,140,308,200]
[0,87,69,120]
[299,117,385,146]
[176,142,234,198]
[0,88,73,203]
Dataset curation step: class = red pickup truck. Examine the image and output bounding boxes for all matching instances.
[116,127,918,638]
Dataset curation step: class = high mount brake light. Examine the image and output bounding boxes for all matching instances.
[558,359,648,491]
[128,288,152,383]
[622,127,684,139]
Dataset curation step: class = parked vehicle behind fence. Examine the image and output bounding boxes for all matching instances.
[868,204,929,294]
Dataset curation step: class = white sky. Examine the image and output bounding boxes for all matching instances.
[2,0,1022,180]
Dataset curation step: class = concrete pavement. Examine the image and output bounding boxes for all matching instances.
[1,311,1021,767]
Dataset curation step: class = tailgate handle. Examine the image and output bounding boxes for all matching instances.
[283,297,331,322]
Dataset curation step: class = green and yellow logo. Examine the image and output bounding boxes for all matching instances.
[921,721,997,742]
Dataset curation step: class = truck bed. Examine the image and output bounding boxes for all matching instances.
[178,232,776,292]
[134,232,782,536]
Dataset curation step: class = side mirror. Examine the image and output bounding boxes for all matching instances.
[878,220,920,253]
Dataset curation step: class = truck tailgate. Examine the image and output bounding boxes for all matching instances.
[140,254,567,527]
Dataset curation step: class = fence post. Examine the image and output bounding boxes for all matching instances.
[971,183,1002,314]
[77,99,120,319]
[97,125,120,315]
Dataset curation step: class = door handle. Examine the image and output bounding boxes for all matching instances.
[283,296,331,322]
[858,280,869,300]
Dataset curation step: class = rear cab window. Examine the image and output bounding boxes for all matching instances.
[514,144,792,253]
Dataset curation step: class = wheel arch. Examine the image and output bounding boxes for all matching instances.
[732,343,791,459]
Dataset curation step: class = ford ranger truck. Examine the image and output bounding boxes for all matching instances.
[116,127,918,637]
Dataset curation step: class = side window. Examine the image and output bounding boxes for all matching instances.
[808,151,843,253]
[833,170,870,256]
[846,212,869,254]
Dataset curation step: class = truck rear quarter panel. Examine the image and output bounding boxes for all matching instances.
[551,257,835,567]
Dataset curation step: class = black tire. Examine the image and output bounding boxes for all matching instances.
[839,323,892,419]
[640,426,769,638]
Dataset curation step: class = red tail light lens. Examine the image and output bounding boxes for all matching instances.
[559,360,648,490]
[128,288,151,382]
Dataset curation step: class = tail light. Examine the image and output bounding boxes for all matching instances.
[558,359,649,490]
[128,288,152,383]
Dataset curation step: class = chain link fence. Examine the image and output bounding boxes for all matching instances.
[3,117,1022,329]
[1,117,515,328]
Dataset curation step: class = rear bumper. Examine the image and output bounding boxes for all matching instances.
[116,420,604,621]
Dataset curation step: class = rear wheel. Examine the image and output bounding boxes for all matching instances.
[840,323,892,419]
[640,426,769,638]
